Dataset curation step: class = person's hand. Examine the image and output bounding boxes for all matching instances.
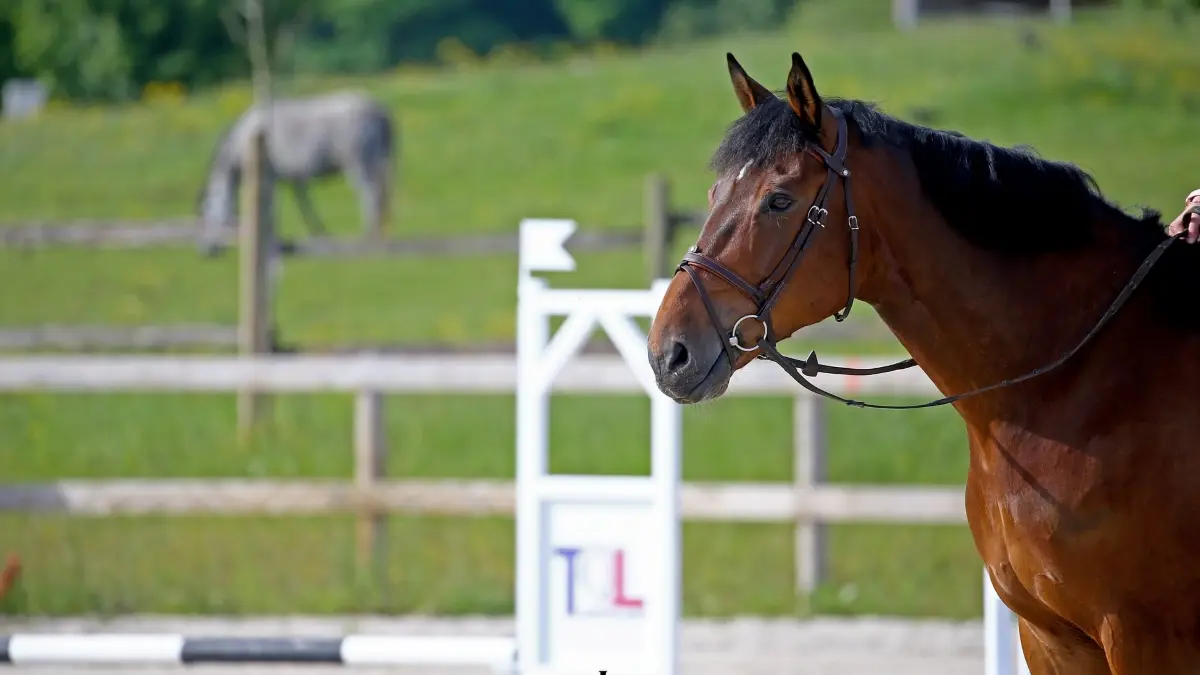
[1167,190,1200,243]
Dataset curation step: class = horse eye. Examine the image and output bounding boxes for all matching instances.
[766,194,794,213]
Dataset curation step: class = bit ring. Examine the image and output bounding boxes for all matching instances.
[729,314,767,352]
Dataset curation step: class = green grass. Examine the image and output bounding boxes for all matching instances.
[2,1,1198,618]
[0,392,975,618]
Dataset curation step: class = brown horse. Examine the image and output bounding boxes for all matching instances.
[647,51,1200,674]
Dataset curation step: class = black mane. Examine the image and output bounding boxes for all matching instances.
[709,94,1198,331]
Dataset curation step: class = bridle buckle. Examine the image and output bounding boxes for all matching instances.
[807,205,828,228]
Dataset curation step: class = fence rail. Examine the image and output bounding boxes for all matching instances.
[1,478,964,523]
[0,316,896,353]
[0,325,239,351]
[0,353,959,594]
[0,353,936,394]
[0,220,642,258]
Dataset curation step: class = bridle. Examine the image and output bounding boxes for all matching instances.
[675,105,1183,410]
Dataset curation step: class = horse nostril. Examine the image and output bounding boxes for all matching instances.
[667,339,691,373]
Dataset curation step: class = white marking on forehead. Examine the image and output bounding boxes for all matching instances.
[735,160,753,182]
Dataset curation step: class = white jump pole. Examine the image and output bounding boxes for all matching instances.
[985,571,1032,675]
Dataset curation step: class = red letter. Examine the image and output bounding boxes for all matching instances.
[612,549,643,608]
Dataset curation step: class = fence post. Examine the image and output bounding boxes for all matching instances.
[893,0,918,30]
[1050,0,1071,23]
[643,173,671,282]
[354,390,388,592]
[794,394,827,595]
[237,127,274,440]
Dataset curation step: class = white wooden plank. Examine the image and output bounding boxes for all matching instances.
[0,354,941,397]
[0,479,966,523]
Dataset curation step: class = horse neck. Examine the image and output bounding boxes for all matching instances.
[201,156,240,221]
[859,184,1141,423]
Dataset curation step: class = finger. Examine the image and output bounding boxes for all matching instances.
[1189,218,1199,244]
[1169,221,1182,236]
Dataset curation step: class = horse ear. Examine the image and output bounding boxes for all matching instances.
[727,53,773,113]
[785,52,822,130]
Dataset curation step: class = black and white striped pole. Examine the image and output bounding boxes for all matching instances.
[0,634,516,670]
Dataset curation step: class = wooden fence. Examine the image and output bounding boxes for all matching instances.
[641,173,705,280]
[0,174,689,268]
[0,174,681,356]
[0,353,964,595]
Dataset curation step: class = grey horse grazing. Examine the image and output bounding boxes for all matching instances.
[196,90,396,254]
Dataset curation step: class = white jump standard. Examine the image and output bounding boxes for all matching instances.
[516,218,682,675]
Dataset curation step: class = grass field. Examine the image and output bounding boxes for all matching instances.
[2,392,975,618]
[2,0,1198,618]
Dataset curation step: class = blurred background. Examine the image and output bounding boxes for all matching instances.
[0,0,1196,632]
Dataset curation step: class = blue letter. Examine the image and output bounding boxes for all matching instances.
[553,547,581,614]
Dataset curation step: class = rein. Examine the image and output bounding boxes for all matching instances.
[676,106,1184,410]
